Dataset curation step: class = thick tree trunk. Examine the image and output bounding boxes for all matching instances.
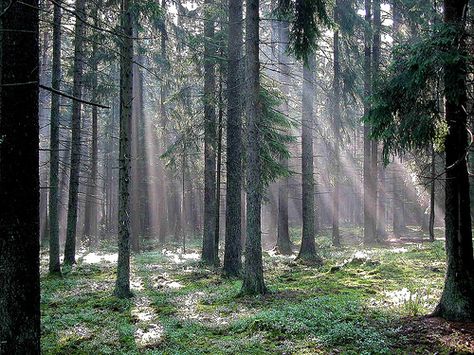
[214,68,224,262]
[202,0,218,265]
[64,0,86,265]
[433,0,474,321]
[276,19,292,255]
[0,1,41,351]
[223,0,244,276]
[298,55,322,263]
[49,1,62,274]
[242,0,266,295]
[114,0,134,299]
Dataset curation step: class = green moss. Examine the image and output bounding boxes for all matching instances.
[40,237,454,354]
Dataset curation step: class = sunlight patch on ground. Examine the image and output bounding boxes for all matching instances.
[131,278,164,348]
[82,252,118,264]
[390,247,409,253]
[162,248,200,263]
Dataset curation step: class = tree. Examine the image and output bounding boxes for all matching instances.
[202,0,218,265]
[115,0,134,299]
[276,16,292,255]
[299,54,322,263]
[64,0,86,265]
[331,0,342,247]
[223,0,244,276]
[49,1,62,274]
[363,0,377,245]
[241,0,266,295]
[0,0,41,351]
[83,0,101,245]
[367,0,474,323]
[433,0,474,321]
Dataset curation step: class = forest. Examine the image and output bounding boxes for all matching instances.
[1,0,474,353]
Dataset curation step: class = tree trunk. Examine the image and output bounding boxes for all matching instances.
[223,0,244,276]
[276,18,292,255]
[0,1,41,351]
[202,0,218,265]
[214,66,224,263]
[429,150,436,242]
[332,8,341,247]
[298,55,322,263]
[363,0,376,245]
[64,0,86,265]
[242,0,266,295]
[372,0,382,240]
[83,1,101,246]
[49,1,62,274]
[114,0,134,299]
[433,0,474,321]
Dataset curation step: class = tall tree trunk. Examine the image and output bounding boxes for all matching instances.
[276,18,292,255]
[363,0,376,245]
[83,1,101,245]
[223,0,244,276]
[49,2,62,274]
[158,0,168,244]
[372,0,382,240]
[332,7,341,247]
[114,0,134,299]
[0,1,41,351]
[64,0,86,265]
[130,27,142,253]
[298,55,322,263]
[202,0,218,265]
[434,0,474,321]
[242,0,266,295]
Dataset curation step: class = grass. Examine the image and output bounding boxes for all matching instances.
[41,228,465,354]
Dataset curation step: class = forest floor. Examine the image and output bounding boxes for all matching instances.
[40,227,474,354]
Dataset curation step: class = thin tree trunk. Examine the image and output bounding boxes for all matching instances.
[223,0,244,276]
[332,9,341,247]
[214,67,224,263]
[83,1,101,245]
[372,0,381,241]
[429,145,436,242]
[114,0,134,299]
[49,1,62,274]
[64,0,86,265]
[276,18,292,255]
[242,0,266,295]
[202,0,218,265]
[363,0,376,245]
[0,1,41,351]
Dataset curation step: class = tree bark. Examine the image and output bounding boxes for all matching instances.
[242,0,266,295]
[433,0,474,321]
[114,0,134,299]
[298,55,322,263]
[0,1,41,351]
[49,1,62,274]
[276,18,292,255]
[64,0,86,265]
[363,0,376,245]
[202,0,218,265]
[83,0,101,245]
[332,4,341,246]
[223,0,244,276]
